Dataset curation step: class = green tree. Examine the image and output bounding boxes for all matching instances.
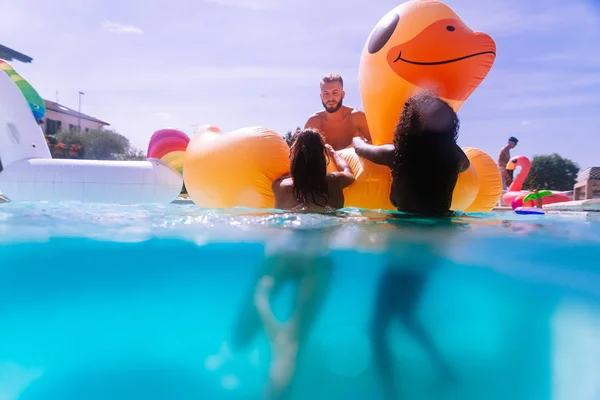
[283,126,301,147]
[523,153,580,191]
[114,149,147,161]
[49,129,146,161]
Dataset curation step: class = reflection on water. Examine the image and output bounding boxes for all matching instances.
[0,202,600,399]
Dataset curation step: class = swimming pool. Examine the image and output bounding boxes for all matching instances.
[1,201,599,400]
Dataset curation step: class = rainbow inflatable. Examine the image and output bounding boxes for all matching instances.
[147,129,190,175]
[0,60,45,120]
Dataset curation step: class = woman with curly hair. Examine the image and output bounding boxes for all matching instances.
[353,90,470,217]
[353,91,469,399]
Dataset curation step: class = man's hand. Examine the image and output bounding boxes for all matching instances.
[352,136,367,154]
[325,143,336,155]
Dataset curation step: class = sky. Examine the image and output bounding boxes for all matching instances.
[2,0,600,169]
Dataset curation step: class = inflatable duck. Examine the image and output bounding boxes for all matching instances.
[345,0,500,212]
[182,0,503,213]
[359,0,496,145]
[183,125,290,209]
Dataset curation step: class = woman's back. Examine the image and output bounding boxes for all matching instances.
[273,173,346,211]
[352,91,470,217]
[390,136,461,217]
[272,129,355,212]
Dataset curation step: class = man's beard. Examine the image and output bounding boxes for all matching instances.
[322,98,343,113]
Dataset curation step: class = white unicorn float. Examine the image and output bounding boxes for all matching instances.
[0,64,183,204]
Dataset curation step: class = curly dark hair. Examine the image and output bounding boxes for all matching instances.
[391,91,462,216]
[289,128,330,207]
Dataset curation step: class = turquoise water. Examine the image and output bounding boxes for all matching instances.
[1,202,600,400]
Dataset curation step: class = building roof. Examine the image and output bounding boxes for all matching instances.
[44,99,110,126]
[0,44,33,63]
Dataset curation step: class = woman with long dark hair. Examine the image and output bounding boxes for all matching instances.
[231,128,355,399]
[273,127,355,211]
[353,91,468,399]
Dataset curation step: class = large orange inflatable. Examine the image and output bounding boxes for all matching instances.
[183,126,289,208]
[359,0,496,145]
[183,0,502,213]
[336,0,501,211]
[326,149,394,210]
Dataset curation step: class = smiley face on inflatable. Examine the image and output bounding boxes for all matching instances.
[359,0,497,145]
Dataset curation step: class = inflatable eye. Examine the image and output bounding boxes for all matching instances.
[446,25,455,31]
[367,12,400,54]
[33,104,39,109]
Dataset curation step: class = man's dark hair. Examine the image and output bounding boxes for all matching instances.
[509,136,518,143]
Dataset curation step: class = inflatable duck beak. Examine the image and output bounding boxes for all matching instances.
[386,18,496,101]
[505,158,517,171]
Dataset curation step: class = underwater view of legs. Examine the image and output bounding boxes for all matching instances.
[232,240,333,399]
[370,266,455,399]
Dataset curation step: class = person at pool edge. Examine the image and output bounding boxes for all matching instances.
[352,91,469,398]
[303,73,372,150]
[498,136,519,189]
[231,128,354,399]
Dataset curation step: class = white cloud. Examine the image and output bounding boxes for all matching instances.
[155,112,172,119]
[204,0,279,10]
[102,21,144,35]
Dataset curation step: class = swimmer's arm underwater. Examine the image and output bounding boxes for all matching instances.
[352,137,395,168]
[325,144,355,188]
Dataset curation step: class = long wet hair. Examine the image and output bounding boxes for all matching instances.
[289,128,330,207]
[392,91,462,216]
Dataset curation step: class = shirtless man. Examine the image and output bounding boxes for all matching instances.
[498,136,518,189]
[304,73,372,150]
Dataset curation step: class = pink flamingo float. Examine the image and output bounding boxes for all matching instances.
[502,155,571,208]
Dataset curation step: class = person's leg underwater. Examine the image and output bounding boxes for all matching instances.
[256,255,333,399]
[370,261,455,399]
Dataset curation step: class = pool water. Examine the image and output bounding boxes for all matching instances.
[1,202,600,400]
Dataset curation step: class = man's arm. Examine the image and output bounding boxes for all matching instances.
[325,144,355,188]
[456,144,470,173]
[352,137,394,168]
[352,110,372,143]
